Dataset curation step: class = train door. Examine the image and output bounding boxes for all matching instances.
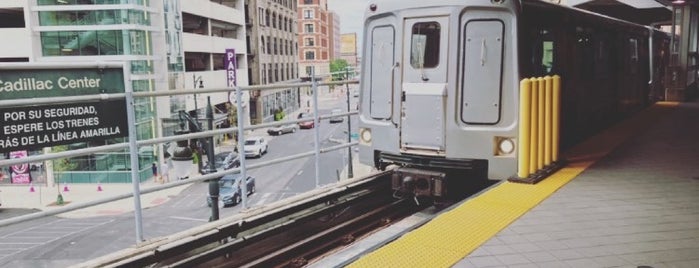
[400,17,449,153]
[460,20,504,124]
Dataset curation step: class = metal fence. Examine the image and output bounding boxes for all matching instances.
[0,63,360,243]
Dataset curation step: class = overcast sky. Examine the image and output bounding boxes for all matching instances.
[327,0,367,53]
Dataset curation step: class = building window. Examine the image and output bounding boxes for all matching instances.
[305,66,312,76]
[305,51,315,60]
[267,38,271,54]
[268,63,273,83]
[272,12,277,28]
[305,37,314,46]
[265,10,270,27]
[303,10,313,19]
[304,0,313,4]
[304,23,314,33]
[262,64,267,83]
[261,36,266,54]
[258,8,265,26]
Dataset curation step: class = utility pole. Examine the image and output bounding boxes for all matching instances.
[345,67,354,179]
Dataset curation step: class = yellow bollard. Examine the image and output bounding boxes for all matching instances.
[544,76,552,166]
[552,75,561,162]
[529,78,539,175]
[537,78,545,170]
[517,79,532,178]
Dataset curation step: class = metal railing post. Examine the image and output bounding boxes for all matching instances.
[312,67,320,187]
[124,65,144,243]
[236,86,248,209]
[345,68,354,179]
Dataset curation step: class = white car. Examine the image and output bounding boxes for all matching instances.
[243,136,268,158]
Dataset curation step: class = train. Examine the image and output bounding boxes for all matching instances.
[356,0,670,200]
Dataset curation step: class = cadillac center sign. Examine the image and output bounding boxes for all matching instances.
[0,66,128,153]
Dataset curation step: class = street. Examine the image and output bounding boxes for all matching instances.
[0,86,362,267]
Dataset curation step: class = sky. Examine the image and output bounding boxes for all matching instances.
[327,0,367,53]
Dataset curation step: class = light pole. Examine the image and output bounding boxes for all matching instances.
[192,75,204,173]
[193,74,204,120]
[345,67,354,179]
[205,97,219,221]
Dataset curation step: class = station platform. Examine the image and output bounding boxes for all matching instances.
[344,101,699,268]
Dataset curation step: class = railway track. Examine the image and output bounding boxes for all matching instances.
[76,170,434,268]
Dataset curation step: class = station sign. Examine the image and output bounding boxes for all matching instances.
[225,49,248,108]
[0,66,128,153]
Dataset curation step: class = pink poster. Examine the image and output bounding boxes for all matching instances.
[10,150,31,184]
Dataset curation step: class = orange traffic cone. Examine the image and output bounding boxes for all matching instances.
[63,183,70,192]
[29,183,35,193]
[97,183,103,192]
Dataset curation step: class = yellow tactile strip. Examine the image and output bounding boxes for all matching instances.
[348,102,678,268]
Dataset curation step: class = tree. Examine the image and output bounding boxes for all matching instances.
[329,59,349,81]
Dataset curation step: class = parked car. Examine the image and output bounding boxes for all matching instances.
[242,136,268,158]
[207,174,255,207]
[297,113,317,129]
[267,123,298,135]
[213,151,240,170]
[329,108,344,123]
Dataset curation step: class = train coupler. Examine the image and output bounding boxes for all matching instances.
[391,168,447,200]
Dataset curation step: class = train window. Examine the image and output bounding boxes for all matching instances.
[542,41,554,73]
[576,27,594,78]
[410,22,440,69]
[629,38,639,74]
[629,38,638,60]
[529,29,555,76]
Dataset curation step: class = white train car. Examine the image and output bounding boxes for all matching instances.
[357,0,667,200]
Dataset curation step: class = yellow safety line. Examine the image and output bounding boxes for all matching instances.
[348,102,678,268]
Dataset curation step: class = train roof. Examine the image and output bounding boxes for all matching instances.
[363,0,669,32]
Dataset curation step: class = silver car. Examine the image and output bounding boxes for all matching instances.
[267,123,298,135]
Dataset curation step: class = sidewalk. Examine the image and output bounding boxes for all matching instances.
[0,181,191,219]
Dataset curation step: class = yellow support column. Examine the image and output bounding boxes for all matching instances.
[544,76,552,166]
[537,78,545,170]
[529,78,539,175]
[518,79,532,178]
[552,75,561,162]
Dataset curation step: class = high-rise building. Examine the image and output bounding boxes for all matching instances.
[297,0,332,77]
[245,0,301,124]
[178,0,250,133]
[0,0,248,183]
[328,11,340,61]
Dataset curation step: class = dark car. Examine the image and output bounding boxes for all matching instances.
[297,112,317,129]
[267,123,299,135]
[207,174,256,207]
[329,109,344,123]
[209,151,240,171]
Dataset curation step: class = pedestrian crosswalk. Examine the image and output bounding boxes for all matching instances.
[0,218,114,261]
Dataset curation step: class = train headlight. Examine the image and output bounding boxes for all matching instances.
[359,128,372,145]
[496,137,515,156]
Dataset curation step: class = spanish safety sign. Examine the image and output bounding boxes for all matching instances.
[0,66,128,153]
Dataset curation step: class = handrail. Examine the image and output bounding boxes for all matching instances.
[0,78,362,229]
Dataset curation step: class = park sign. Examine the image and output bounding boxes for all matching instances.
[0,65,128,153]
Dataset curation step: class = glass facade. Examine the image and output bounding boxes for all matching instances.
[36,1,158,183]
